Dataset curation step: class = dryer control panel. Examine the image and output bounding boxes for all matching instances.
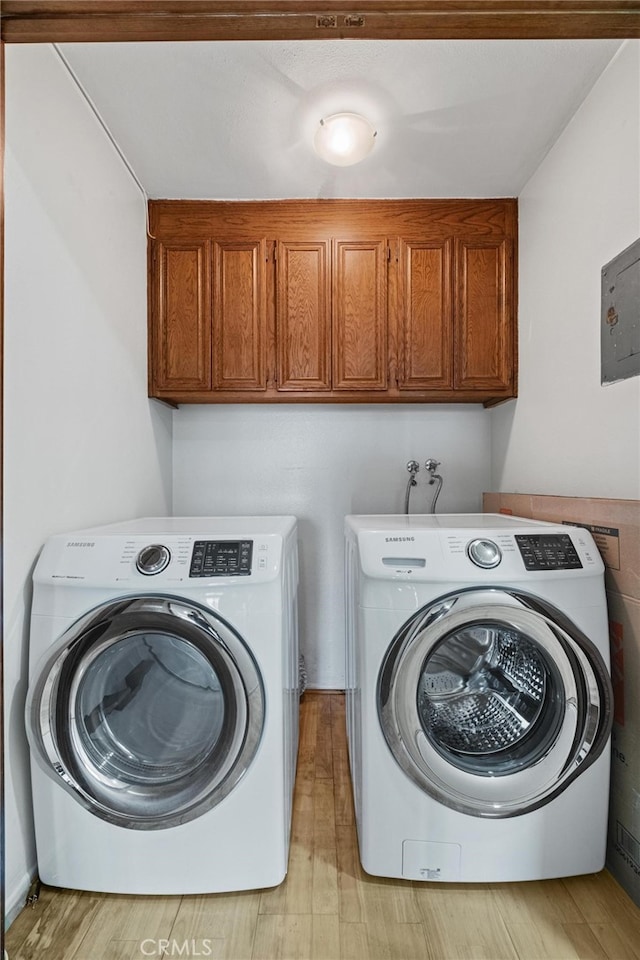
[189,540,253,578]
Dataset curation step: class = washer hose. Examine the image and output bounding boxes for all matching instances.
[425,458,443,514]
[429,473,443,514]
[404,461,420,514]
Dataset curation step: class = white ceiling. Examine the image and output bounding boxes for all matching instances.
[58,39,623,200]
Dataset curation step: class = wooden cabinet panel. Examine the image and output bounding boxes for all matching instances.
[332,240,387,391]
[276,241,331,391]
[148,200,517,405]
[398,239,453,390]
[152,241,211,392]
[212,240,267,391]
[456,239,513,392]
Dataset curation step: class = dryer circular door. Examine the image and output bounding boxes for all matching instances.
[377,588,612,818]
[26,596,265,830]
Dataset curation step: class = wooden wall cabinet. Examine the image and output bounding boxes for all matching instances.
[212,239,267,392]
[397,238,453,391]
[455,239,512,393]
[276,238,388,393]
[276,240,331,391]
[332,239,388,392]
[151,240,212,392]
[148,199,517,406]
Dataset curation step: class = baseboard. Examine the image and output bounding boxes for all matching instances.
[4,867,37,930]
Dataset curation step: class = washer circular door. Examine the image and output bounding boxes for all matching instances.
[378,588,612,818]
[26,596,265,830]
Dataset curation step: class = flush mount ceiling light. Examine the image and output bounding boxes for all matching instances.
[313,112,377,167]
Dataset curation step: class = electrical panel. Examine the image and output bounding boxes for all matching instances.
[601,238,640,385]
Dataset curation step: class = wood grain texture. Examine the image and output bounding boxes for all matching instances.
[149,199,516,243]
[2,2,639,42]
[152,240,212,392]
[147,198,517,405]
[5,692,640,960]
[455,238,513,392]
[212,238,267,391]
[332,239,387,391]
[398,238,454,390]
[277,240,331,391]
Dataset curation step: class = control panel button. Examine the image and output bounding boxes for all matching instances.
[467,538,502,569]
[136,544,171,576]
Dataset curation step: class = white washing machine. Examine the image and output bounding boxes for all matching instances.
[345,513,613,883]
[26,516,299,895]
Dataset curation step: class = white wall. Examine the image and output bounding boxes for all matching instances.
[3,46,173,922]
[6,33,634,929]
[491,41,640,499]
[172,403,492,687]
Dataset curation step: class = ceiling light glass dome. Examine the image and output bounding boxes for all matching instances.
[313,113,377,167]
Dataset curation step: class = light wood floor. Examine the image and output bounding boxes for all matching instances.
[6,692,640,960]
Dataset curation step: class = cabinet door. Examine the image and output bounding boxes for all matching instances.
[276,241,331,391]
[332,240,387,391]
[455,239,514,392]
[151,240,211,392]
[398,239,453,390]
[212,240,267,391]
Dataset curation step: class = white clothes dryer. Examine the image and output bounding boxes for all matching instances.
[345,513,613,883]
[26,516,299,895]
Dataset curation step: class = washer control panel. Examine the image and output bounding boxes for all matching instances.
[515,534,583,571]
[189,540,253,578]
[352,517,602,582]
[466,538,502,569]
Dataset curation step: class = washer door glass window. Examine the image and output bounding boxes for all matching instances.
[27,596,265,830]
[378,588,612,818]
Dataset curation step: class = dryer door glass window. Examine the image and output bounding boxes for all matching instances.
[75,632,226,784]
[377,589,612,818]
[27,596,265,830]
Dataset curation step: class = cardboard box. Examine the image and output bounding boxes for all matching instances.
[483,493,640,905]
[607,592,640,905]
[608,783,640,904]
[483,494,640,600]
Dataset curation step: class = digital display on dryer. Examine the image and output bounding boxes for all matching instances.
[515,534,582,571]
[189,540,253,577]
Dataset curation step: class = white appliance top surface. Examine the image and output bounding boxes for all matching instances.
[33,517,297,589]
[345,513,562,533]
[58,516,297,537]
[346,513,604,581]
